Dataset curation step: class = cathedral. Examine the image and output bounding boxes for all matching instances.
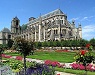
[0,9,82,44]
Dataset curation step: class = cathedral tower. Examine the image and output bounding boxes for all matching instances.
[11,16,20,39]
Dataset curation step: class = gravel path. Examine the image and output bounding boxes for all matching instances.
[55,71,76,75]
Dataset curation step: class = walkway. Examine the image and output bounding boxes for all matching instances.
[55,71,76,75]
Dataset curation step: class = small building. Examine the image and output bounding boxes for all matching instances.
[0,28,11,44]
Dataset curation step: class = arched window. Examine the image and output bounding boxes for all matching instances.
[56,30,58,34]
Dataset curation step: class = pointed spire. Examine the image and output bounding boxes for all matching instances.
[39,13,42,25]
[78,23,81,28]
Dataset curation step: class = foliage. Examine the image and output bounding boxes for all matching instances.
[14,37,34,56]
[13,37,34,75]
[90,38,95,50]
[34,39,91,50]
[7,39,14,48]
[75,44,94,66]
[74,44,95,75]
[34,42,42,49]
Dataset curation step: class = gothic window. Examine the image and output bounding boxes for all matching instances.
[61,20,63,24]
[16,20,18,25]
[62,29,66,36]
[54,30,55,34]
[56,20,59,24]
[69,31,72,36]
[56,30,58,34]
[54,30,58,34]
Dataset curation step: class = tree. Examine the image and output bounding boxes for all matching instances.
[42,41,48,49]
[7,39,14,48]
[0,44,4,65]
[79,39,88,49]
[90,38,95,50]
[35,42,42,49]
[14,37,34,75]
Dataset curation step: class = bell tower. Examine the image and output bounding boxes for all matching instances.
[11,16,20,39]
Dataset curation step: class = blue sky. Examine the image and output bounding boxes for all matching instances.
[0,0,95,40]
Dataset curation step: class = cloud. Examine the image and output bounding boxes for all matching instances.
[69,17,79,21]
[83,17,88,20]
[81,16,88,21]
[82,25,95,40]
[81,16,94,21]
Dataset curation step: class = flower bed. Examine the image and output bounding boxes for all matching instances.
[26,63,55,75]
[70,63,95,71]
[2,54,12,58]
[44,60,64,68]
[15,56,23,61]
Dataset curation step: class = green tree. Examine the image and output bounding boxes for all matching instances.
[35,42,42,49]
[42,41,48,49]
[7,39,14,48]
[0,44,4,64]
[14,37,34,75]
[90,38,95,50]
[79,39,88,49]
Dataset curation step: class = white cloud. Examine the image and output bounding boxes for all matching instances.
[82,25,95,40]
[69,17,79,21]
[81,16,95,21]
[81,17,88,21]
[83,17,88,19]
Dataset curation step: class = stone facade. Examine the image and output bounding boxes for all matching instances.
[11,9,82,42]
[0,28,11,44]
[0,9,82,44]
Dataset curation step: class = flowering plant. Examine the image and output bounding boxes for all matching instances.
[44,60,64,68]
[74,44,95,74]
[75,44,94,65]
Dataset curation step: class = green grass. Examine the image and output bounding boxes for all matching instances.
[5,51,75,63]
[55,67,95,75]
[27,51,75,63]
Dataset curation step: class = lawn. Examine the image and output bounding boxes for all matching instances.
[5,51,75,63]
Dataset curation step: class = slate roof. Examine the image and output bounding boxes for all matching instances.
[27,9,64,25]
[21,24,27,30]
[1,28,11,33]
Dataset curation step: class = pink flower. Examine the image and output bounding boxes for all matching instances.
[16,56,23,60]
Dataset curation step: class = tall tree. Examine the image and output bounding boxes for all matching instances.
[90,38,95,50]
[14,37,34,75]
[7,39,14,48]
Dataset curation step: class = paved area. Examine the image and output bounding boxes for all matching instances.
[55,71,76,75]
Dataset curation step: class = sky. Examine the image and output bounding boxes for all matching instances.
[0,0,95,40]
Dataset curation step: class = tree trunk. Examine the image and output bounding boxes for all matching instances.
[24,55,26,75]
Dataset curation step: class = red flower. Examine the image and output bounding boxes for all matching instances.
[80,50,86,55]
[86,44,91,48]
[57,74,60,75]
